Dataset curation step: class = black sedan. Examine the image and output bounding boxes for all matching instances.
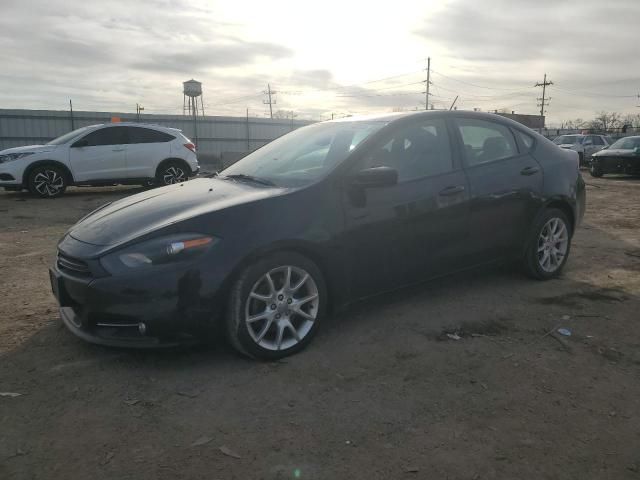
[50,111,585,359]
[589,136,640,177]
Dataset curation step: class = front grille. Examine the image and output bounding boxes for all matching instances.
[57,251,91,275]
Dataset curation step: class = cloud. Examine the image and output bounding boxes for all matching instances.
[131,40,292,74]
[0,0,638,124]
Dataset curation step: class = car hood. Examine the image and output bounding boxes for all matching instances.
[0,144,57,155]
[68,178,287,247]
[593,148,636,157]
[558,144,581,149]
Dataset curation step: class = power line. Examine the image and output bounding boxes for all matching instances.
[430,69,532,91]
[551,85,637,99]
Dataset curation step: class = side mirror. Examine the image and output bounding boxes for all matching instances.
[634,146,640,155]
[72,139,89,148]
[350,166,398,188]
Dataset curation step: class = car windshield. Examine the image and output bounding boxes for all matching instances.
[553,135,584,145]
[609,137,640,150]
[46,126,93,145]
[220,121,388,187]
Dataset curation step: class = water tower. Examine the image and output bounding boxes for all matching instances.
[183,79,205,116]
[183,79,205,146]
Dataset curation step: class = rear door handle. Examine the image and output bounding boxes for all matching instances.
[438,185,465,196]
[112,148,126,152]
[520,166,540,176]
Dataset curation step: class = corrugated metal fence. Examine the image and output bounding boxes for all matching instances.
[0,109,314,162]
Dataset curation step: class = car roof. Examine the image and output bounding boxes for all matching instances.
[325,109,531,127]
[87,122,181,132]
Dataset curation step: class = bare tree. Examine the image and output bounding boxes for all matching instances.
[622,113,640,129]
[563,118,586,130]
[588,111,623,131]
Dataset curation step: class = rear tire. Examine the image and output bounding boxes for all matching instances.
[522,208,572,280]
[27,165,67,198]
[226,251,327,360]
[156,161,188,186]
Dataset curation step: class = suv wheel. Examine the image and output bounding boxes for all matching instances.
[27,165,67,198]
[226,251,327,360]
[523,208,572,280]
[157,161,188,186]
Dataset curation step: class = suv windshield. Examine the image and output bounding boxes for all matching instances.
[46,126,92,145]
[553,135,584,145]
[221,120,388,187]
[609,137,640,150]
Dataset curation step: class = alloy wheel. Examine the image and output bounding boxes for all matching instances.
[163,166,186,185]
[33,170,65,197]
[244,265,319,351]
[537,217,569,273]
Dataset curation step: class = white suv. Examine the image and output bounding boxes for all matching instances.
[0,123,199,197]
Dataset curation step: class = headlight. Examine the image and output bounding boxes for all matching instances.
[0,152,36,163]
[100,234,216,275]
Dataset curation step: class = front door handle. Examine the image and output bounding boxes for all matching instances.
[112,148,126,152]
[520,166,540,176]
[438,185,465,196]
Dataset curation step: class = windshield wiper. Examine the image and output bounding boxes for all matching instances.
[221,174,275,186]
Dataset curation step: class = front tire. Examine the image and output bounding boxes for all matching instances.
[156,161,188,186]
[589,163,603,178]
[523,208,572,280]
[226,251,327,360]
[27,165,67,198]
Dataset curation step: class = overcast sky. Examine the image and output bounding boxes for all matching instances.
[1,0,638,125]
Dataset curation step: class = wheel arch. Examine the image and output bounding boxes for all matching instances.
[23,160,74,185]
[543,198,576,234]
[218,240,342,315]
[155,157,193,177]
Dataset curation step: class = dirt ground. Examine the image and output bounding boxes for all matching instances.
[1,174,639,480]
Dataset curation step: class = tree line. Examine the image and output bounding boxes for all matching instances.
[560,112,640,131]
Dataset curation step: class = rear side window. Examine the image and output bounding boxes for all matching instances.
[591,136,604,146]
[128,127,174,144]
[455,118,518,166]
[514,129,535,150]
[81,127,128,146]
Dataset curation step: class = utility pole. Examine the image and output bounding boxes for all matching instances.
[69,99,75,130]
[246,108,250,150]
[263,83,276,119]
[423,57,432,111]
[535,73,553,117]
[289,110,297,131]
[136,103,144,122]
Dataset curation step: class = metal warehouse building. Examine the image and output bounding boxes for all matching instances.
[0,109,314,165]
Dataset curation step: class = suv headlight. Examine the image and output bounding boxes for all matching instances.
[100,234,216,275]
[0,152,36,163]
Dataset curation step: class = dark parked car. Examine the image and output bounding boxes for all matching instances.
[50,111,585,359]
[589,135,640,177]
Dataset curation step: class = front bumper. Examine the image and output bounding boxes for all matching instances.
[49,240,225,348]
[59,306,195,348]
[590,155,640,174]
[0,160,27,186]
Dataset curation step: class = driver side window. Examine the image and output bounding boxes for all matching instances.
[361,118,453,182]
[80,127,128,147]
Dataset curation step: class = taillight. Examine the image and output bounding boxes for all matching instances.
[184,143,196,153]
